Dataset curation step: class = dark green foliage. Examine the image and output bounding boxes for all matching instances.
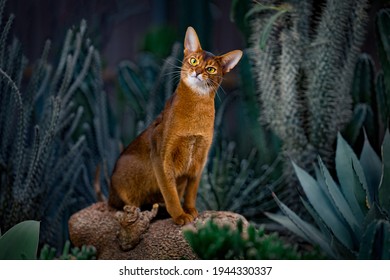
[237,51,282,166]
[230,0,253,44]
[248,0,369,210]
[0,220,40,260]
[116,43,182,143]
[140,26,178,59]
[344,9,390,155]
[198,141,283,220]
[268,132,390,259]
[0,0,119,251]
[184,219,325,259]
[344,54,388,154]
[377,9,390,104]
[39,240,96,260]
[0,220,96,260]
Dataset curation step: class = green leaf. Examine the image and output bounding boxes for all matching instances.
[268,193,336,258]
[375,72,389,126]
[360,132,381,205]
[363,106,377,152]
[350,54,375,105]
[0,221,40,260]
[259,9,288,50]
[379,130,390,213]
[293,162,354,250]
[117,61,147,117]
[245,4,278,21]
[376,9,390,96]
[300,198,332,242]
[336,133,366,221]
[359,220,390,259]
[300,196,357,258]
[318,158,362,240]
[358,220,377,259]
[342,104,367,146]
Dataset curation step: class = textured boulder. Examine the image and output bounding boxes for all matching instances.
[68,202,248,259]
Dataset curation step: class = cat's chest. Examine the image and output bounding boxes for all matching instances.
[171,134,209,176]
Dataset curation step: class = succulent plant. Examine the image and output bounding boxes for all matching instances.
[184,219,325,260]
[116,43,182,143]
[197,141,283,220]
[343,9,390,155]
[0,220,96,260]
[39,240,96,260]
[267,131,390,259]
[248,0,369,211]
[0,0,119,250]
[0,220,40,260]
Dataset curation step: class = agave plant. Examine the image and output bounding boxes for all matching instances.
[267,131,390,259]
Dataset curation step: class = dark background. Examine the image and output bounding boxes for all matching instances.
[5,0,390,85]
[6,0,244,85]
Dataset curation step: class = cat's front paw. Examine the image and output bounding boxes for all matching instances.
[173,212,194,225]
[184,207,198,219]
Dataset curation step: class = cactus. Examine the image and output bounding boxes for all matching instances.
[267,131,390,259]
[0,0,119,251]
[184,219,325,260]
[197,141,284,220]
[116,43,182,143]
[248,0,369,209]
[344,54,376,150]
[377,9,390,103]
[343,9,390,155]
[39,240,96,260]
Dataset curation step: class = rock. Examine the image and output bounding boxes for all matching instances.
[68,202,248,259]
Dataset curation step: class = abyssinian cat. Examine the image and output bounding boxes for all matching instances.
[109,26,242,225]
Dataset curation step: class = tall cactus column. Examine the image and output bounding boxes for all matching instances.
[249,0,368,207]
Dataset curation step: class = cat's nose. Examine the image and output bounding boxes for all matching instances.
[191,71,203,80]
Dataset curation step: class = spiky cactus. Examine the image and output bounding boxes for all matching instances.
[343,9,390,156]
[0,0,119,250]
[249,0,368,204]
[116,43,182,143]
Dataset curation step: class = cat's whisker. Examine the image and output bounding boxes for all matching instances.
[171,57,184,65]
[164,62,182,70]
[162,72,182,87]
[163,58,183,69]
[162,70,182,78]
[207,78,228,101]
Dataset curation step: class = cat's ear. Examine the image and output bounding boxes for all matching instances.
[184,26,202,54]
[219,50,243,74]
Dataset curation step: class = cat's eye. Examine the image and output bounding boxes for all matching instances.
[189,57,199,66]
[206,66,217,74]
